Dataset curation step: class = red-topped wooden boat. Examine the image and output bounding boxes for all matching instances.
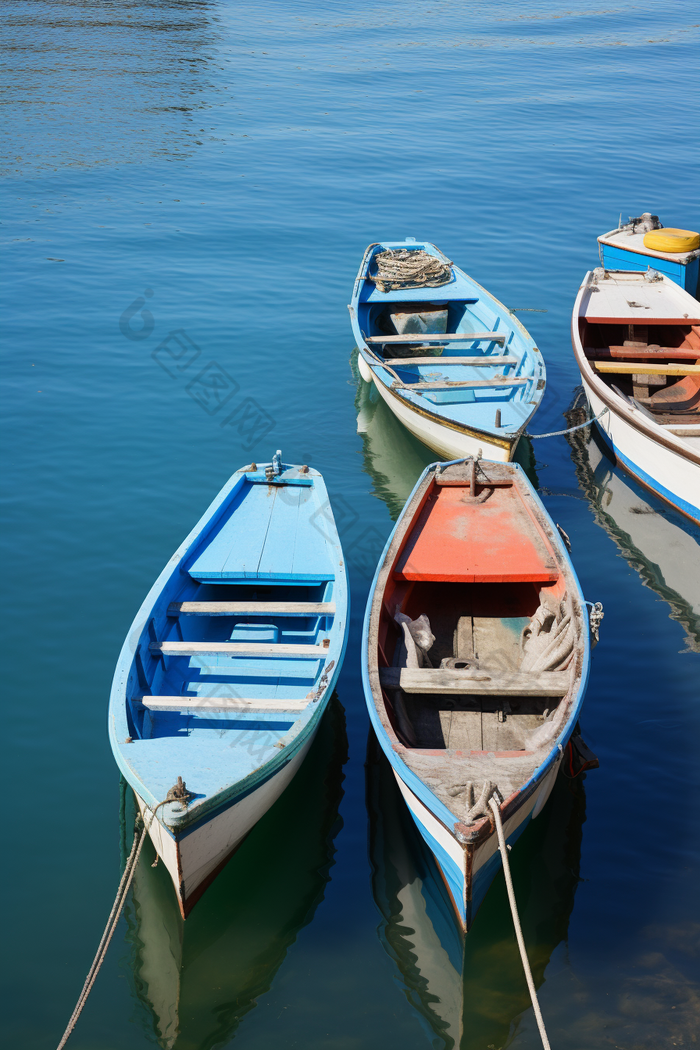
[362,457,597,930]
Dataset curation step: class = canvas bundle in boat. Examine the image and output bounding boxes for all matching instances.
[520,596,574,673]
[386,304,448,357]
[394,611,435,668]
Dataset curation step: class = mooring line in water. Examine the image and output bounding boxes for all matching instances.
[489,796,552,1050]
[55,800,167,1049]
[524,405,608,440]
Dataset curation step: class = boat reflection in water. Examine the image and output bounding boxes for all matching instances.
[355,356,435,520]
[355,356,538,522]
[122,697,348,1048]
[367,734,586,1050]
[566,392,700,652]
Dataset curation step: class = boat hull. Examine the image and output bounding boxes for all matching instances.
[582,379,700,525]
[393,757,561,931]
[371,373,513,463]
[566,412,700,650]
[135,727,317,918]
[571,271,700,526]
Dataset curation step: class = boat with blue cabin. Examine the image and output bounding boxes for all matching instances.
[362,456,594,931]
[597,213,700,297]
[571,268,700,525]
[348,240,546,463]
[109,453,349,917]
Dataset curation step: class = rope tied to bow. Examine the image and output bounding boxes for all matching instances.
[489,794,552,1050]
[55,781,193,1049]
[586,600,604,646]
[525,405,609,440]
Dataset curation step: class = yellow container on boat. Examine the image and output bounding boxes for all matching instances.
[643,228,700,254]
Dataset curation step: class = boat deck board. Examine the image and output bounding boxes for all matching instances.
[393,484,558,583]
[189,483,334,581]
[122,732,292,810]
[581,272,700,324]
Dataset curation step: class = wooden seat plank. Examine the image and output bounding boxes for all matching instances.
[367,332,507,345]
[139,695,309,712]
[395,377,528,391]
[151,641,328,658]
[379,667,569,696]
[593,361,700,376]
[383,355,518,367]
[168,601,335,616]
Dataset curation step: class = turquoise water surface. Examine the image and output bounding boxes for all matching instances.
[2,2,699,1047]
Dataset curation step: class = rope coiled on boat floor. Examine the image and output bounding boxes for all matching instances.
[369,248,452,292]
[524,405,608,439]
[55,799,171,1050]
[489,796,552,1050]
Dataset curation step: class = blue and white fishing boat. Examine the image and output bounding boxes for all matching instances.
[109,453,349,917]
[566,394,700,652]
[597,213,700,296]
[572,268,700,525]
[348,240,546,463]
[362,456,596,931]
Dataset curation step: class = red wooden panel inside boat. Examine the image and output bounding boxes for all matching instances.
[393,483,559,584]
[648,374,700,409]
[584,345,700,361]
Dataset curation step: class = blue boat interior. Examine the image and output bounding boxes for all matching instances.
[355,241,545,437]
[117,469,342,807]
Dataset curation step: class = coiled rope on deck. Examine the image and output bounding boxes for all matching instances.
[489,795,552,1050]
[369,248,453,292]
[55,792,183,1050]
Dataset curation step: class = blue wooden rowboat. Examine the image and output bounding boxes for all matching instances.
[348,239,546,463]
[109,453,349,917]
[362,456,595,931]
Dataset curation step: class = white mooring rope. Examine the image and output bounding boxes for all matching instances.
[489,795,552,1050]
[55,798,174,1049]
[524,406,608,440]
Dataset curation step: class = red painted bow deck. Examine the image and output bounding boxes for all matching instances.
[394,476,559,584]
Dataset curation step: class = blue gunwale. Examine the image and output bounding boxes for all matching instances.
[109,462,350,833]
[349,240,546,446]
[361,459,590,867]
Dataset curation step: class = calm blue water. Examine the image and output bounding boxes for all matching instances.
[2,2,699,1047]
